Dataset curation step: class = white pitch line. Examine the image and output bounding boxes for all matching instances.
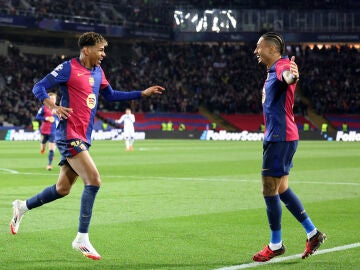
[214,242,360,270]
[0,170,360,186]
[0,168,19,174]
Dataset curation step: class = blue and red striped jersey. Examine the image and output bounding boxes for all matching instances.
[261,57,299,142]
[35,105,57,135]
[45,58,109,143]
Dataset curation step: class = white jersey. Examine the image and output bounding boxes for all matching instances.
[117,113,135,136]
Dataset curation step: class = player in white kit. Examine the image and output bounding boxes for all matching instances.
[116,108,135,151]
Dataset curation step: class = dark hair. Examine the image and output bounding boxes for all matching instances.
[78,32,108,49]
[261,32,285,55]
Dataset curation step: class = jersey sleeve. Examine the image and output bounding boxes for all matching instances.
[35,106,45,121]
[100,67,110,90]
[275,59,290,82]
[32,60,71,102]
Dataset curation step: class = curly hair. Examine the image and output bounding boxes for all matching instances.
[78,32,108,49]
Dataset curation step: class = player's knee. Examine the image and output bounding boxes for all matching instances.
[87,173,101,187]
[56,185,71,196]
[262,177,280,196]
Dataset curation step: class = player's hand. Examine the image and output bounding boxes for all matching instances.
[290,56,299,81]
[51,106,73,120]
[141,85,165,97]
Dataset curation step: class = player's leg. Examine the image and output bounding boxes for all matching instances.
[124,132,130,151]
[47,142,56,170]
[40,134,47,154]
[279,176,316,236]
[66,150,102,260]
[10,164,77,234]
[129,130,135,151]
[253,142,287,262]
[279,176,326,259]
[253,175,285,262]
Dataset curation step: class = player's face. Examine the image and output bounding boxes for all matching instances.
[254,37,273,67]
[88,42,107,67]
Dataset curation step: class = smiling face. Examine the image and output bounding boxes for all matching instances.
[85,42,107,68]
[78,32,108,69]
[254,37,280,68]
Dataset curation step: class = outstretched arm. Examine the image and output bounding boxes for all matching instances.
[283,56,300,85]
[141,85,165,97]
[101,85,165,101]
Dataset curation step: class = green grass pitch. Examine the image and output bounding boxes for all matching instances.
[0,139,359,270]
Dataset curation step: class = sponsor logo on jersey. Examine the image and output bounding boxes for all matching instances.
[50,64,64,77]
[89,76,95,86]
[86,93,96,109]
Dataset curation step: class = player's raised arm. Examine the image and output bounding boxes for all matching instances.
[283,56,299,85]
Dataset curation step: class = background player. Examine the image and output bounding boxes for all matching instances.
[252,32,326,262]
[35,92,58,170]
[10,32,165,260]
[116,108,135,151]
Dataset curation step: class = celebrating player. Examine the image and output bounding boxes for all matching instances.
[252,32,326,262]
[116,108,135,151]
[10,32,165,260]
[35,92,58,170]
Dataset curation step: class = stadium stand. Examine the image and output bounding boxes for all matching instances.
[0,1,359,131]
[0,41,358,131]
[96,112,211,131]
[325,114,360,131]
[220,114,317,132]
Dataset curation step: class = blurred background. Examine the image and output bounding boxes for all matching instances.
[0,0,359,135]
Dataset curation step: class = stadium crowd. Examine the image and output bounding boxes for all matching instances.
[0,40,359,128]
[1,0,173,28]
[3,0,356,29]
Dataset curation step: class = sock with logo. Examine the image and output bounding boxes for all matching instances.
[264,195,282,246]
[280,188,316,234]
[26,184,63,209]
[48,150,54,165]
[78,185,99,233]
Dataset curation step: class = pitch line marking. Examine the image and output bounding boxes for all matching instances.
[1,170,360,186]
[213,242,360,270]
[0,168,19,174]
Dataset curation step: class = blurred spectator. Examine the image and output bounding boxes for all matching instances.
[0,41,358,127]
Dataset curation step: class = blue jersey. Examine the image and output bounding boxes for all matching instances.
[32,58,142,145]
[261,57,299,142]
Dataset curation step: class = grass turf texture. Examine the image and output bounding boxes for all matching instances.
[0,139,359,270]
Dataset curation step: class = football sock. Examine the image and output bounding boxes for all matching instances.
[125,140,130,149]
[26,184,63,209]
[264,195,282,245]
[78,185,99,233]
[48,150,54,165]
[302,219,317,237]
[269,239,283,251]
[306,228,318,239]
[75,232,89,242]
[280,188,316,234]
